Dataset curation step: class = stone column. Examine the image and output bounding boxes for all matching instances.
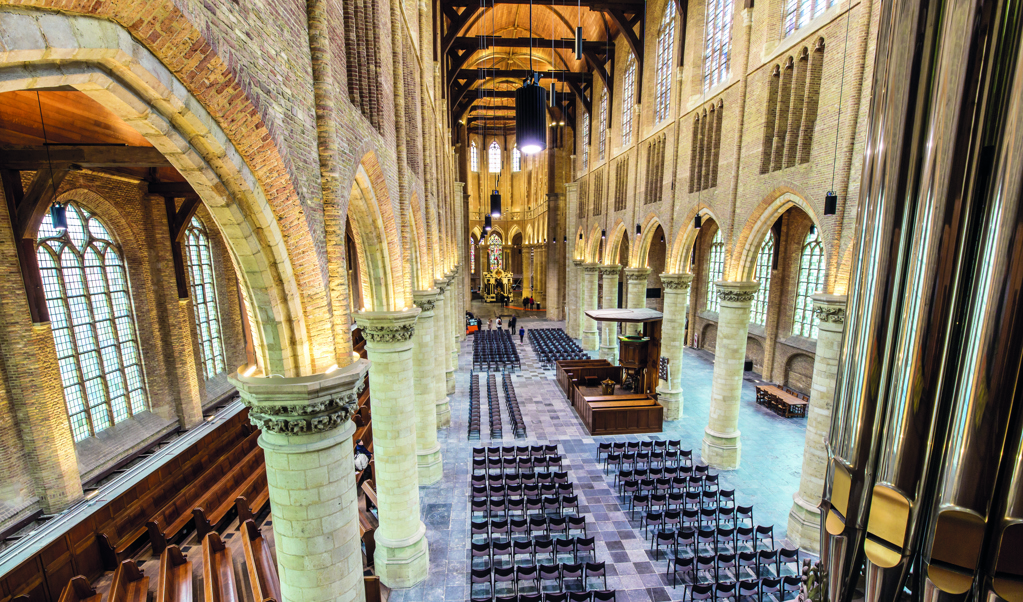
[788,295,846,554]
[231,361,369,602]
[581,263,601,351]
[598,266,622,362]
[623,267,651,335]
[174,298,204,429]
[701,281,759,470]
[356,309,429,588]
[443,273,457,395]
[412,290,443,485]
[656,274,694,421]
[432,279,452,427]
[567,260,584,339]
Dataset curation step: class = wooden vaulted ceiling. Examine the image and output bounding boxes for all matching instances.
[441,0,649,136]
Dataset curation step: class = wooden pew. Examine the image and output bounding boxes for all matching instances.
[556,359,611,394]
[364,575,381,602]
[241,520,281,602]
[156,546,192,602]
[235,467,270,525]
[192,445,265,540]
[57,577,101,602]
[202,533,238,602]
[109,560,149,602]
[361,528,376,568]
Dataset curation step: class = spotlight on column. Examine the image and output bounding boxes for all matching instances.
[50,203,68,230]
[485,214,493,231]
[490,190,502,217]
[694,214,703,229]
[636,224,641,235]
[824,190,838,215]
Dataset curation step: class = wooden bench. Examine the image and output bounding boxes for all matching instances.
[57,577,101,602]
[156,546,192,602]
[193,445,265,540]
[202,533,238,602]
[364,575,381,602]
[235,467,270,525]
[109,560,149,602]
[241,520,281,602]
[756,385,808,418]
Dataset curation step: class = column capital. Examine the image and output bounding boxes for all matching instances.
[582,262,602,274]
[356,308,421,348]
[715,280,760,306]
[230,360,370,436]
[572,259,584,266]
[434,276,452,292]
[599,265,622,277]
[661,273,695,291]
[623,267,652,282]
[812,294,848,330]
[412,289,441,316]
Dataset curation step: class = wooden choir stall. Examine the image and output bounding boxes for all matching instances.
[556,309,665,436]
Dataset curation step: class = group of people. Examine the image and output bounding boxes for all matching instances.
[521,296,539,310]
[487,315,526,342]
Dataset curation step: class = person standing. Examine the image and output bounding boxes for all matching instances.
[509,316,517,333]
[519,326,526,343]
[497,317,502,330]
[488,318,493,330]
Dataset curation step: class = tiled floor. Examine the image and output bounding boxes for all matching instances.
[390,307,810,602]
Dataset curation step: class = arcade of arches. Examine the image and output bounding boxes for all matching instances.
[1,0,1020,601]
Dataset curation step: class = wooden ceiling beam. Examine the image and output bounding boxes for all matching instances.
[452,69,592,83]
[443,0,643,8]
[0,145,169,170]
[605,8,645,103]
[148,182,200,198]
[18,166,71,240]
[450,36,607,52]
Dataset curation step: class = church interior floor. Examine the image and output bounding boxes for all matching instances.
[390,313,810,602]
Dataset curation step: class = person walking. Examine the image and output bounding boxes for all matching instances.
[519,326,525,343]
[509,316,517,333]
[488,318,493,330]
[497,317,502,330]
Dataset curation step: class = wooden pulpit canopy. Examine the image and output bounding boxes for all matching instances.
[583,308,664,323]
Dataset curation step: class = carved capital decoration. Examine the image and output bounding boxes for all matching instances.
[599,266,622,276]
[661,274,694,291]
[413,299,436,313]
[360,323,417,343]
[717,289,757,303]
[243,379,366,434]
[583,266,601,275]
[814,306,846,324]
[625,272,650,282]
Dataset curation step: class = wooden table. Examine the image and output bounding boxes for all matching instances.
[756,385,808,418]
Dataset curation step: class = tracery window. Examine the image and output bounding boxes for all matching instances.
[655,9,675,123]
[783,0,834,36]
[37,202,149,442]
[582,115,591,169]
[470,141,479,172]
[489,141,502,173]
[706,229,725,312]
[704,0,734,91]
[184,217,226,379]
[751,232,774,326]
[793,226,826,338]
[488,233,503,271]
[512,147,521,172]
[622,58,637,144]
[598,88,608,161]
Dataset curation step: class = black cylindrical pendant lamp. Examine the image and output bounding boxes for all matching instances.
[636,224,642,235]
[601,229,606,239]
[549,82,556,108]
[694,214,703,229]
[574,27,583,60]
[824,190,838,215]
[490,190,502,217]
[516,74,547,154]
[50,203,68,230]
[485,214,493,231]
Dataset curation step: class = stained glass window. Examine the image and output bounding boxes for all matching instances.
[751,232,774,326]
[37,202,149,442]
[489,141,502,173]
[470,141,479,172]
[655,9,675,123]
[598,88,608,161]
[184,216,226,379]
[704,0,734,91]
[470,237,476,273]
[582,115,591,169]
[488,234,503,271]
[706,230,725,312]
[784,0,834,36]
[622,58,637,145]
[793,226,826,338]
[512,147,521,172]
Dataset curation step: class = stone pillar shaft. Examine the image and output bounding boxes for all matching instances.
[433,279,451,427]
[599,266,622,362]
[702,281,759,470]
[624,268,651,335]
[231,362,369,602]
[657,274,693,421]
[357,309,429,588]
[567,260,584,339]
[412,290,443,485]
[788,295,846,554]
[444,272,457,395]
[581,264,601,351]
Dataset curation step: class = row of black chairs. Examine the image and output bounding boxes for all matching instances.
[469,373,482,440]
[474,329,521,372]
[488,374,504,438]
[471,494,581,519]
[473,593,617,602]
[612,465,715,490]
[668,548,799,583]
[596,439,685,460]
[474,455,566,474]
[502,374,527,438]
[476,444,560,459]
[652,525,781,560]
[675,576,803,602]
[470,563,610,600]
[473,536,598,569]
[472,482,575,500]
[471,516,589,541]
[472,470,572,489]
[527,328,586,369]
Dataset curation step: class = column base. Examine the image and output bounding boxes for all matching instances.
[582,329,599,352]
[599,344,617,362]
[787,494,822,554]
[702,427,741,470]
[374,523,430,588]
[436,398,451,427]
[446,370,456,395]
[656,386,683,421]
[417,446,443,485]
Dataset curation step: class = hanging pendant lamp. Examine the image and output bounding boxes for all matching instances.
[485,214,493,231]
[490,189,502,217]
[517,72,547,154]
[50,204,68,230]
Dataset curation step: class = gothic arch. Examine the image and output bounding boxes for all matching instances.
[573,226,587,260]
[668,204,723,273]
[585,224,603,263]
[733,189,823,281]
[634,215,666,268]
[604,221,629,266]
[345,153,402,312]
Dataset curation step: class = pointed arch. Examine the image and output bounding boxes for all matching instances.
[604,221,630,265]
[732,189,822,281]
[668,204,723,273]
[634,215,666,268]
[585,224,603,263]
[344,152,403,312]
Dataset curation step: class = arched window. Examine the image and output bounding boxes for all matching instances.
[36,202,149,442]
[470,237,476,273]
[488,233,503,271]
[512,147,522,172]
[704,0,734,91]
[706,229,725,312]
[784,0,834,36]
[793,226,826,338]
[184,217,226,379]
[581,114,591,169]
[622,58,637,144]
[489,141,502,173]
[750,232,774,325]
[655,9,675,122]
[598,88,608,161]
[470,141,479,172]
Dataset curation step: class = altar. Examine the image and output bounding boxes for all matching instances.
[481,268,513,302]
